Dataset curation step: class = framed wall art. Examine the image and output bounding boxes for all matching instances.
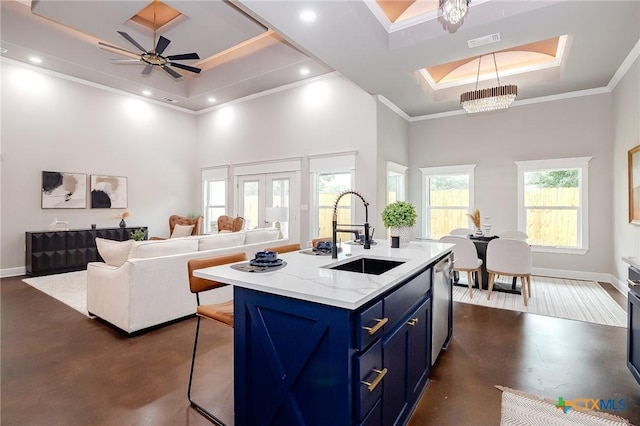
[90,175,128,209]
[41,171,87,209]
[629,144,640,224]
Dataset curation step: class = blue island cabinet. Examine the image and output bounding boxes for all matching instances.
[233,265,433,426]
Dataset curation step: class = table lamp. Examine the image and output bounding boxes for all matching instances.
[265,207,289,239]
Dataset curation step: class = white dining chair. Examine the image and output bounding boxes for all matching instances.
[449,228,474,236]
[497,230,528,241]
[440,235,483,298]
[486,239,532,306]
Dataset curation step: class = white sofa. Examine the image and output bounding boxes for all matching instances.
[87,228,287,334]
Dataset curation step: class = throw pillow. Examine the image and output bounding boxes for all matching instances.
[95,238,133,267]
[171,224,194,238]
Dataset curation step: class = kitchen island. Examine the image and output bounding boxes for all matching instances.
[194,240,453,426]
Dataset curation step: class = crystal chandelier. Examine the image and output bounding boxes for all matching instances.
[460,52,518,114]
[439,0,470,25]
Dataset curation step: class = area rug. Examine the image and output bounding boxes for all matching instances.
[453,276,627,328]
[22,271,89,317]
[497,386,631,425]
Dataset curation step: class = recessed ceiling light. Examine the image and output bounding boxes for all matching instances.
[208,97,217,103]
[142,90,152,96]
[300,67,310,76]
[29,56,42,64]
[300,10,316,22]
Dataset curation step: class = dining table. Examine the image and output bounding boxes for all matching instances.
[453,234,521,295]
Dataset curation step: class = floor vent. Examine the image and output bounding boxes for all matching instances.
[467,33,501,49]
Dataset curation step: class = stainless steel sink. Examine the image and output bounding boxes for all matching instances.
[324,257,405,275]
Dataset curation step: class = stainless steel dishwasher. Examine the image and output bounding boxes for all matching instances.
[432,253,453,365]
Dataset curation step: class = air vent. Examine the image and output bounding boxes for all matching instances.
[161,97,178,104]
[0,47,7,54]
[467,33,501,49]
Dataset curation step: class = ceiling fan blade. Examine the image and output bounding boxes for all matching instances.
[166,53,200,61]
[155,36,171,56]
[110,59,142,64]
[169,62,201,74]
[98,41,140,57]
[117,31,147,53]
[141,64,154,75]
[161,65,182,79]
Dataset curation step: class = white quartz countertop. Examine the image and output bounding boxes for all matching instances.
[623,257,640,270]
[193,239,453,310]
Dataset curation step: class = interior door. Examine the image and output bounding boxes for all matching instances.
[237,172,299,242]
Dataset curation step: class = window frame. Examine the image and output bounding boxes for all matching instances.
[420,164,476,240]
[515,157,591,254]
[386,161,408,204]
[309,152,357,239]
[202,177,228,234]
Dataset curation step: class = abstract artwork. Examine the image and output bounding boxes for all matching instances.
[41,171,87,209]
[90,175,127,209]
[629,144,640,224]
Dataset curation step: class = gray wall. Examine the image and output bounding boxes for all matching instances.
[1,61,198,274]
[408,94,614,276]
[613,56,640,283]
[375,99,410,234]
[196,75,378,246]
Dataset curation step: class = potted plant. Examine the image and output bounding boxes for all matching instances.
[381,201,417,244]
[130,228,147,241]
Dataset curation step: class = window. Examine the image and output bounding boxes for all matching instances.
[420,165,476,240]
[310,153,356,239]
[516,157,591,254]
[202,167,228,234]
[387,161,407,204]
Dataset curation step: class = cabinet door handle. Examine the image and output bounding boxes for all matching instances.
[628,279,639,287]
[407,317,419,326]
[361,368,388,392]
[362,317,388,335]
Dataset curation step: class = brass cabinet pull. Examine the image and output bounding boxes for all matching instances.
[361,368,388,392]
[407,317,419,326]
[362,317,388,335]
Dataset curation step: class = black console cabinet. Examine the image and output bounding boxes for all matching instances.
[25,227,147,276]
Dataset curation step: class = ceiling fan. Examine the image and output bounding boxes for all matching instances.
[98,2,201,79]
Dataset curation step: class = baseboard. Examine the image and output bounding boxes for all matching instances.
[532,267,620,289]
[610,275,628,295]
[1,267,26,278]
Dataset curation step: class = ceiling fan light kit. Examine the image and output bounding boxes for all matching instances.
[460,52,518,114]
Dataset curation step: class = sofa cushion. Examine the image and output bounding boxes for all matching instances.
[129,237,199,259]
[243,228,280,244]
[198,232,245,251]
[171,224,194,238]
[96,238,133,267]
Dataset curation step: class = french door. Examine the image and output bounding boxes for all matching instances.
[237,172,299,243]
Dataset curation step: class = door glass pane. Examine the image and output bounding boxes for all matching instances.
[318,173,351,238]
[243,181,259,229]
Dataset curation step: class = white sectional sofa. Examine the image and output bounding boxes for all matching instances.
[87,228,287,334]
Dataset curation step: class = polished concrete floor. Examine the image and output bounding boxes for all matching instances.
[2,276,639,425]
